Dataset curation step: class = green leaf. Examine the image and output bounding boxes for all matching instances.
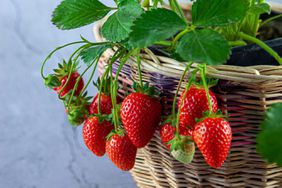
[175,29,230,65]
[80,44,111,66]
[128,8,186,48]
[101,0,143,42]
[52,0,112,30]
[248,3,271,15]
[192,0,249,27]
[257,103,282,166]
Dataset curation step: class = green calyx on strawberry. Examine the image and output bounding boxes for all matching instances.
[169,133,195,164]
[120,83,162,148]
[160,116,193,149]
[193,113,232,169]
[133,82,160,98]
[53,60,84,97]
[178,83,218,129]
[44,74,61,88]
[53,60,74,78]
[64,92,91,126]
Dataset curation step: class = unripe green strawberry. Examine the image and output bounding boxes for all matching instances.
[193,117,232,168]
[171,140,195,164]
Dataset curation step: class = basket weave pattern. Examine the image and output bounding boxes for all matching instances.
[94,16,282,188]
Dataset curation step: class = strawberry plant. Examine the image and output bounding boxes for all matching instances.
[41,0,282,170]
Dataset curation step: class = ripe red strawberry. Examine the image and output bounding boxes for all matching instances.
[106,134,137,171]
[160,123,192,149]
[52,60,84,97]
[83,116,113,157]
[89,93,120,115]
[120,92,162,148]
[178,85,218,129]
[54,71,84,97]
[193,117,232,168]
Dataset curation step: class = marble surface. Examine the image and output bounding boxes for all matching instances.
[0,0,282,188]
[0,0,136,188]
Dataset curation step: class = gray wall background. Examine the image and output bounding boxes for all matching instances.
[0,0,136,188]
[0,0,281,188]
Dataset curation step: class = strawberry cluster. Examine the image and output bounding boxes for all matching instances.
[42,0,282,174]
[44,56,232,171]
[45,59,162,171]
[160,85,232,168]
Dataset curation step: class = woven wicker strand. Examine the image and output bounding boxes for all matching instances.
[94,4,282,188]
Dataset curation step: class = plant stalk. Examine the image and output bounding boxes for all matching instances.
[172,62,193,122]
[199,64,213,115]
[41,41,86,79]
[238,32,282,65]
[175,68,199,134]
[260,14,282,27]
[136,49,144,88]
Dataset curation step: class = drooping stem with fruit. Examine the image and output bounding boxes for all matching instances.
[110,50,134,132]
[57,44,91,100]
[199,64,213,115]
[80,59,99,96]
[97,50,124,115]
[136,49,144,88]
[176,68,199,132]
[66,58,98,110]
[171,62,193,129]
[41,41,86,80]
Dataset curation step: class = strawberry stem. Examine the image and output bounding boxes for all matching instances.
[80,59,99,96]
[238,32,282,65]
[169,0,187,23]
[142,0,150,9]
[98,49,124,115]
[260,14,282,27]
[41,41,86,80]
[176,68,199,134]
[199,64,213,115]
[58,44,90,100]
[41,41,108,80]
[172,62,193,122]
[136,49,144,88]
[66,54,98,110]
[111,51,135,131]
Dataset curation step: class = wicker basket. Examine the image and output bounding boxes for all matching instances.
[94,4,282,188]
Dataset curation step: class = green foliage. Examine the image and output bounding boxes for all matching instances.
[248,3,271,15]
[176,29,230,65]
[192,0,249,27]
[128,8,186,48]
[101,0,143,42]
[257,103,282,166]
[52,0,112,30]
[80,44,111,66]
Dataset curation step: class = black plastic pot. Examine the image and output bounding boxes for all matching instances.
[150,38,282,67]
[226,38,282,66]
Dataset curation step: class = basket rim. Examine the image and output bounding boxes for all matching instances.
[93,3,282,83]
